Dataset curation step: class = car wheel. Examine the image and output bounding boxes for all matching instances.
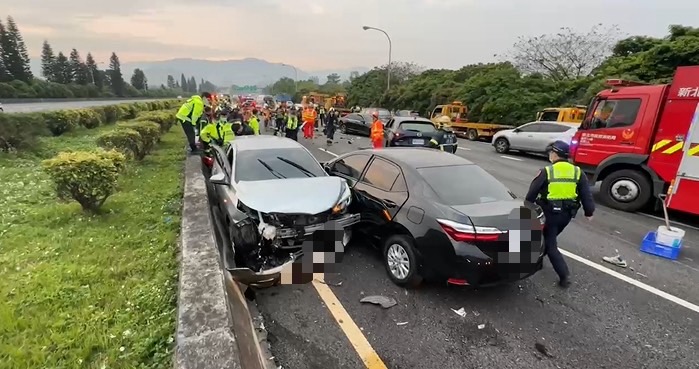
[340,123,347,134]
[494,138,510,153]
[599,169,652,212]
[383,235,423,288]
[467,129,478,141]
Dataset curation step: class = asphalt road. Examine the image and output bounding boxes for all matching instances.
[250,128,699,369]
[0,98,168,113]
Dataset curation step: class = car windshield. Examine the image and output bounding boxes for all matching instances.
[235,148,326,182]
[417,165,516,205]
[363,108,391,118]
[399,122,436,133]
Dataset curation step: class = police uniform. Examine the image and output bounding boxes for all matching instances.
[285,112,299,141]
[429,116,456,153]
[524,141,595,287]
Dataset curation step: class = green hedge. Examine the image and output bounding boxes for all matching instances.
[0,99,182,153]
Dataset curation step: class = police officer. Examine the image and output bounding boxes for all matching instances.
[285,108,299,141]
[429,115,455,152]
[200,107,234,153]
[525,140,595,288]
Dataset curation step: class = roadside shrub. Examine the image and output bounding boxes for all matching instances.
[135,111,174,132]
[0,113,48,152]
[42,110,80,136]
[42,150,126,212]
[117,121,161,153]
[100,105,120,123]
[76,109,103,129]
[96,129,145,160]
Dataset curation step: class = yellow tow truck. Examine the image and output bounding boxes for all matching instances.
[536,105,587,124]
[430,101,512,141]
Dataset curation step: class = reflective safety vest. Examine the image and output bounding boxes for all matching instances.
[302,108,316,122]
[370,120,384,141]
[200,121,235,145]
[176,95,205,125]
[248,116,260,135]
[545,161,581,200]
[287,115,298,130]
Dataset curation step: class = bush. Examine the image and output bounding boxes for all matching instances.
[0,113,49,152]
[42,150,126,212]
[117,121,161,153]
[135,111,174,132]
[76,109,103,129]
[96,129,145,160]
[42,110,80,136]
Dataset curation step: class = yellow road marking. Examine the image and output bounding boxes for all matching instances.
[652,139,672,152]
[312,277,388,369]
[688,145,699,156]
[662,142,684,154]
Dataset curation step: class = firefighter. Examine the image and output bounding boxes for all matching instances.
[370,112,384,149]
[200,107,234,154]
[176,92,211,154]
[285,107,299,141]
[525,140,595,288]
[429,115,454,152]
[302,105,317,139]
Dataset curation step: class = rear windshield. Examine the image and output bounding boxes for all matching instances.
[417,165,516,205]
[235,148,326,182]
[399,122,436,133]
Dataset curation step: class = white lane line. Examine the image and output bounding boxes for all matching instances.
[500,155,523,161]
[560,248,699,314]
[636,213,699,232]
[318,147,339,157]
[458,147,471,151]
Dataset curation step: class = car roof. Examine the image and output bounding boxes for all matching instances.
[530,121,580,127]
[362,147,473,168]
[232,135,304,151]
[391,116,433,124]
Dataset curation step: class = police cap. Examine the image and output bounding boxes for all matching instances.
[550,140,570,157]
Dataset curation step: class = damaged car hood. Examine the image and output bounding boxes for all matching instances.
[236,176,347,214]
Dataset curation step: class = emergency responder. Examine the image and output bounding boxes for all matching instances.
[176,92,211,153]
[302,105,317,139]
[248,109,261,135]
[200,107,234,153]
[318,105,326,127]
[429,115,454,152]
[324,108,338,145]
[285,107,299,141]
[525,140,595,288]
[369,112,384,149]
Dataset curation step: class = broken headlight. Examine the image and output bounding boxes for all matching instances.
[332,183,352,215]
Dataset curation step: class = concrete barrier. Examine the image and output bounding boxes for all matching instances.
[175,156,268,369]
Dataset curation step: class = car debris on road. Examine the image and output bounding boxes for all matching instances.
[359,295,397,309]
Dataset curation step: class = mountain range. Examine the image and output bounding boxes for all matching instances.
[28,58,370,88]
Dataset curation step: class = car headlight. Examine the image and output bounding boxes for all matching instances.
[332,184,352,214]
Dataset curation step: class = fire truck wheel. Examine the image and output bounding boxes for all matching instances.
[599,169,652,212]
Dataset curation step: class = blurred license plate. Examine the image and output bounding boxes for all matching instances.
[412,139,425,145]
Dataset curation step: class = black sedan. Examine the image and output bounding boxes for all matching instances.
[323,147,545,288]
[338,108,391,136]
[384,117,458,153]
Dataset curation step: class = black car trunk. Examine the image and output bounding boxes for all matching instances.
[392,129,440,147]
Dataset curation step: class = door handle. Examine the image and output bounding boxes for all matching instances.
[383,199,397,208]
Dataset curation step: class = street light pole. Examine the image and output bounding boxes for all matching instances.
[362,25,392,93]
[281,63,298,94]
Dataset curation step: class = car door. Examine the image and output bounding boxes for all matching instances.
[384,118,395,142]
[532,123,568,152]
[352,157,409,232]
[327,153,373,212]
[509,123,541,150]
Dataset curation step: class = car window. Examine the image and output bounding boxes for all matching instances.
[362,158,401,191]
[398,122,437,133]
[234,148,326,182]
[539,123,570,133]
[431,106,443,118]
[590,98,642,129]
[518,123,541,133]
[385,119,395,129]
[539,111,560,121]
[417,165,516,205]
[332,154,370,179]
[227,146,234,164]
[391,173,408,192]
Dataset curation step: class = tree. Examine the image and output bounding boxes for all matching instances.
[0,17,32,82]
[107,52,125,96]
[349,71,360,81]
[507,24,623,81]
[40,40,55,81]
[166,74,176,88]
[188,76,197,94]
[68,48,89,84]
[85,52,103,87]
[130,68,147,90]
[180,74,188,93]
[326,73,341,84]
[53,52,71,84]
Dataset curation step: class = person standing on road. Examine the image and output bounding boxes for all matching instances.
[302,105,317,139]
[248,109,261,135]
[286,108,299,141]
[429,115,452,152]
[176,92,212,154]
[525,140,595,288]
[324,108,338,145]
[370,112,384,149]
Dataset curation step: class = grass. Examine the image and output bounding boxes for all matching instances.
[0,124,184,369]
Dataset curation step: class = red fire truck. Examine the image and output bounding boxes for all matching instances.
[571,66,699,216]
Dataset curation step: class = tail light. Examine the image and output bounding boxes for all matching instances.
[437,218,503,242]
[202,156,214,168]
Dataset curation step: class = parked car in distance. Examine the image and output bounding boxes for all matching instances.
[359,107,392,123]
[322,147,545,288]
[394,110,419,117]
[492,121,579,154]
[207,135,360,286]
[384,116,458,153]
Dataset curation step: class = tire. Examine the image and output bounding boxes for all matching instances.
[494,138,510,153]
[383,235,423,288]
[599,169,652,212]
[467,129,478,141]
[340,122,347,134]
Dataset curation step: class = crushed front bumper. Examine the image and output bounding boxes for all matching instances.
[276,212,360,238]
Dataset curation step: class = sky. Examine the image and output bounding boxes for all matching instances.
[2,0,698,71]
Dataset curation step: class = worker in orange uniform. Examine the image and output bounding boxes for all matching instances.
[302,105,317,139]
[370,112,384,149]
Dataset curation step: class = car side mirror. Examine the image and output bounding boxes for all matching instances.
[209,172,228,185]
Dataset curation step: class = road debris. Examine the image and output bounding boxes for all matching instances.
[477,324,486,330]
[535,342,554,358]
[360,295,397,308]
[396,321,408,326]
[318,280,343,287]
[602,254,627,268]
[451,307,467,317]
